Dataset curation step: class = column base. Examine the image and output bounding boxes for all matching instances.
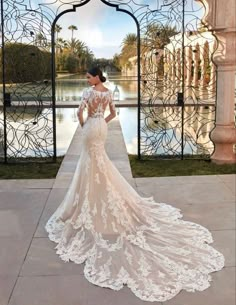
[211,145,236,164]
[210,125,236,164]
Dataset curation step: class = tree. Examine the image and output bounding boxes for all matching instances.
[79,47,95,71]
[68,25,78,40]
[66,38,86,55]
[56,38,67,53]
[0,43,51,82]
[121,33,137,56]
[119,33,137,72]
[143,24,178,76]
[112,53,121,71]
[55,24,62,41]
[66,54,79,73]
[35,32,46,47]
[144,24,177,49]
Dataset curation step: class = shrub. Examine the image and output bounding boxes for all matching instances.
[65,54,79,73]
[0,43,51,83]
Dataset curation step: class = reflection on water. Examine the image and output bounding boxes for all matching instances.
[55,106,214,156]
[0,105,215,157]
[119,107,138,154]
[56,108,78,156]
[120,106,214,156]
[56,72,138,102]
[56,107,138,156]
[1,73,216,158]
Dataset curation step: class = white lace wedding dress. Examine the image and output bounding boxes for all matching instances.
[45,87,225,302]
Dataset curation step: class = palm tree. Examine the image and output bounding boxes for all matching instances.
[56,38,67,53]
[55,24,62,41]
[121,33,137,48]
[79,47,94,71]
[68,25,78,40]
[35,32,46,47]
[65,38,94,71]
[145,24,177,48]
[120,33,137,72]
[66,38,86,55]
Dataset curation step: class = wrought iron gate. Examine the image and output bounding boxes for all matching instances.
[0,0,216,162]
[138,0,217,159]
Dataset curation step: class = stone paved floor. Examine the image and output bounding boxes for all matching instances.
[0,118,235,305]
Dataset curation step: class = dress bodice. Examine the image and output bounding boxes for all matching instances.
[79,87,115,118]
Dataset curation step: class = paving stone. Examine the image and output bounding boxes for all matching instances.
[218,174,236,193]
[34,188,67,237]
[162,201,235,231]
[3,119,235,305]
[164,267,235,305]
[8,275,163,305]
[136,181,235,205]
[57,160,78,174]
[0,189,50,238]
[20,238,84,276]
[0,276,16,305]
[135,175,223,186]
[0,179,54,190]
[62,154,79,163]
[52,172,74,189]
[8,275,89,305]
[0,237,31,276]
[210,230,235,267]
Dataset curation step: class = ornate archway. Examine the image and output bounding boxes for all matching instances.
[0,0,219,162]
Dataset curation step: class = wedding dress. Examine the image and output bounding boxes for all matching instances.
[45,87,225,302]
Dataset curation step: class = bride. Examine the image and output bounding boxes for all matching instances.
[45,67,224,302]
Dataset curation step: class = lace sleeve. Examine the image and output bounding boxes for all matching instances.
[109,90,116,112]
[78,88,89,111]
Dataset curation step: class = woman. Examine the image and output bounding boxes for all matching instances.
[45,67,224,302]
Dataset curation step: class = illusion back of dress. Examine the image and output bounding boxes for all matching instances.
[79,88,115,119]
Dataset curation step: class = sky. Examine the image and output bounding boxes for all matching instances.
[52,0,203,59]
[19,0,204,59]
[55,0,138,59]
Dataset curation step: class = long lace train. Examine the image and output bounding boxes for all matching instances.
[45,88,224,302]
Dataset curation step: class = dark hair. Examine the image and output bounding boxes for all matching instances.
[87,67,106,83]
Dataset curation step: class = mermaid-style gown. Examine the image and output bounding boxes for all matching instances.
[45,87,224,302]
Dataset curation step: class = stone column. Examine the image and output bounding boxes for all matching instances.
[170,52,176,100]
[186,46,193,99]
[176,49,182,92]
[196,0,236,163]
[193,44,200,89]
[165,51,172,97]
[198,44,206,101]
[207,42,217,100]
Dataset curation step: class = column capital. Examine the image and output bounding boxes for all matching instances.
[195,0,236,31]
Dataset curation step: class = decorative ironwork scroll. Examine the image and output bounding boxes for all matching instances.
[0,0,217,162]
[0,0,56,162]
[137,0,217,158]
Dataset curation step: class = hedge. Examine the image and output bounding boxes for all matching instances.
[0,43,51,83]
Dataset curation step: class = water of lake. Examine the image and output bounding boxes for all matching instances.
[55,73,214,156]
[0,73,215,158]
[55,72,139,155]
[56,72,138,103]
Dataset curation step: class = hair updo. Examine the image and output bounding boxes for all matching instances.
[87,67,106,83]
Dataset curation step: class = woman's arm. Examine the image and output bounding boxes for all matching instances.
[77,89,88,127]
[77,106,85,127]
[105,96,116,124]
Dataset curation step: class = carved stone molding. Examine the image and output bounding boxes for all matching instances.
[196,0,236,163]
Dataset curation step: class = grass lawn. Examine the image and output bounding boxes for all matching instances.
[128,155,236,177]
[0,157,63,179]
[0,155,235,179]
